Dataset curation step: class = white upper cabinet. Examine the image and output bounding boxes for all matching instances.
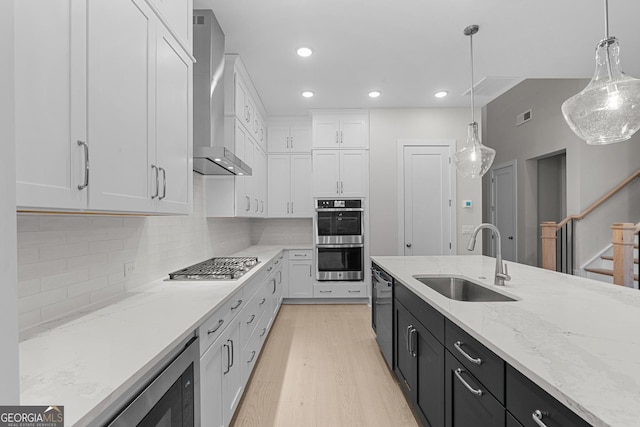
[15,0,193,214]
[150,0,192,49]
[312,150,368,198]
[267,119,312,153]
[312,111,368,148]
[267,154,312,218]
[15,0,87,210]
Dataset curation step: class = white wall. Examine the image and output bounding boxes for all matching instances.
[250,218,312,246]
[485,79,640,267]
[0,0,20,404]
[17,174,253,330]
[369,108,483,256]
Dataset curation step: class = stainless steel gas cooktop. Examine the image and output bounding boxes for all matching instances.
[168,257,259,280]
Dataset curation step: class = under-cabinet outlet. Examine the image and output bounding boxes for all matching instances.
[124,262,136,277]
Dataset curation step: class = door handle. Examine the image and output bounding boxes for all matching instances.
[508,236,514,240]
[223,343,230,374]
[159,167,167,200]
[406,243,412,248]
[340,181,343,193]
[151,165,159,199]
[77,140,89,190]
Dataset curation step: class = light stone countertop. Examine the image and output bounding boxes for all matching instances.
[19,245,291,427]
[371,255,640,427]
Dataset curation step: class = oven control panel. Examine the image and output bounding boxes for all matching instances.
[316,199,362,209]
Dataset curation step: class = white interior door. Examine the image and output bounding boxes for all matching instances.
[491,161,517,262]
[402,145,452,255]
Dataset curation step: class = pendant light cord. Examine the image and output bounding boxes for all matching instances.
[604,0,609,38]
[469,32,475,123]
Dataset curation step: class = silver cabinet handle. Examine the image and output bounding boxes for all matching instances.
[336,181,339,194]
[290,135,293,149]
[207,319,224,335]
[259,297,266,305]
[294,253,307,257]
[261,200,264,213]
[309,265,312,276]
[410,328,417,357]
[335,130,339,144]
[454,341,483,365]
[340,130,344,144]
[255,198,259,212]
[406,325,413,353]
[286,136,289,149]
[454,368,483,396]
[532,410,549,427]
[277,270,282,284]
[231,299,243,310]
[267,266,273,272]
[246,314,256,324]
[319,290,332,293]
[291,202,294,213]
[159,167,167,200]
[340,181,344,193]
[245,195,251,211]
[260,327,267,337]
[77,140,89,190]
[151,165,159,199]
[228,339,234,368]
[272,278,276,294]
[247,350,256,364]
[348,290,361,293]
[223,343,230,374]
[406,243,412,248]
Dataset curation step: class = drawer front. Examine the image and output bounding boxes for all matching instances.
[198,291,245,355]
[242,311,266,384]
[506,365,592,427]
[395,282,445,343]
[446,320,505,404]
[241,289,267,349]
[314,282,367,298]
[289,249,312,260]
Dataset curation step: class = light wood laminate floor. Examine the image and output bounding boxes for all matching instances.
[231,304,419,427]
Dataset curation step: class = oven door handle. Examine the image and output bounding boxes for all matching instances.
[316,243,364,249]
[315,208,364,212]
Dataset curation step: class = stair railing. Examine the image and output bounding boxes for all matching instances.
[541,168,640,274]
[611,222,639,288]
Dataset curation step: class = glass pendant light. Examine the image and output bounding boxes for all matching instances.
[453,25,496,178]
[561,0,640,145]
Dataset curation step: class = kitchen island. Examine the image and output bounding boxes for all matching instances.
[371,255,640,427]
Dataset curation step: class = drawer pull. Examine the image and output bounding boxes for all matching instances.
[231,300,243,310]
[454,368,483,396]
[319,290,332,293]
[532,410,549,427]
[259,298,266,305]
[348,290,361,293]
[267,266,273,272]
[247,350,256,364]
[260,327,267,337]
[454,341,482,365]
[247,314,256,324]
[207,319,224,335]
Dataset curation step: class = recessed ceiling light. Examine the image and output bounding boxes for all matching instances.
[435,90,449,98]
[296,46,313,57]
[302,91,314,98]
[213,158,221,162]
[368,91,381,98]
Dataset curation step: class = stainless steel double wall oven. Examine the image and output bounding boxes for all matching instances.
[315,199,364,281]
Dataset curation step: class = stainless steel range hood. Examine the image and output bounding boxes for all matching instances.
[193,10,251,176]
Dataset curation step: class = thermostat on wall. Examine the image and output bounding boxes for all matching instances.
[462,200,472,208]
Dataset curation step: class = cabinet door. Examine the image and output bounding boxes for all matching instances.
[155,27,192,214]
[445,351,505,427]
[255,147,267,217]
[313,116,340,148]
[222,320,243,426]
[395,302,417,399]
[290,155,313,217]
[267,126,291,153]
[339,150,368,197]
[339,116,368,148]
[87,0,155,212]
[290,126,313,153]
[288,261,313,298]
[234,123,251,216]
[200,340,224,427]
[15,0,87,210]
[414,321,445,427]
[151,0,191,47]
[234,74,248,124]
[267,155,291,217]
[312,150,340,197]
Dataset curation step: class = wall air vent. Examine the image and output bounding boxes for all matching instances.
[194,15,205,25]
[516,109,532,126]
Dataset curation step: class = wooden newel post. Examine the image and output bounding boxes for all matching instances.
[611,223,635,288]
[541,222,557,271]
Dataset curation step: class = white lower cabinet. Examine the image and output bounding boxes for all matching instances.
[288,250,314,298]
[314,282,367,298]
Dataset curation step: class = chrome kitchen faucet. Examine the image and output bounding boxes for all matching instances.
[467,223,511,286]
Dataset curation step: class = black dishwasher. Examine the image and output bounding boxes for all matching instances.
[371,263,393,369]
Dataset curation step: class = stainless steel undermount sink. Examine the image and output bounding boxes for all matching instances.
[413,275,516,302]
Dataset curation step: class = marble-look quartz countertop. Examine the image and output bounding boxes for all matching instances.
[19,246,288,427]
[371,255,640,427]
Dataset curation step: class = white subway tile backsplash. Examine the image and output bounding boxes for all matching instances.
[89,239,124,254]
[90,283,125,304]
[19,288,67,313]
[67,277,108,299]
[19,310,42,330]
[17,248,39,265]
[18,231,66,248]
[40,215,90,231]
[66,229,109,243]
[18,259,67,281]
[39,242,89,261]
[67,253,108,270]
[41,294,92,321]
[18,279,41,298]
[41,269,90,292]
[17,215,40,232]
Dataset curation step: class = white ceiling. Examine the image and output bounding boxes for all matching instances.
[194,0,640,116]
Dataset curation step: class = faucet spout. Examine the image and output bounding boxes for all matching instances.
[467,223,511,286]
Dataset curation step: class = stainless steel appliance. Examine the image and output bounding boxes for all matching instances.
[108,337,199,426]
[371,264,393,369]
[192,10,251,176]
[315,200,364,281]
[168,257,259,280]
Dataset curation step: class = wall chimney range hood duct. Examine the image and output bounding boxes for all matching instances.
[193,10,251,176]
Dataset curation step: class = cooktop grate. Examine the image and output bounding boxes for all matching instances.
[168,256,259,280]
